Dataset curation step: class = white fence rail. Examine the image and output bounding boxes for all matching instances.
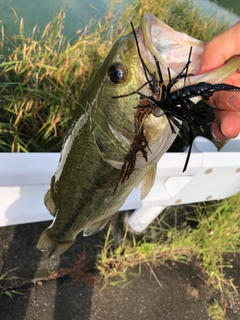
[0,135,240,232]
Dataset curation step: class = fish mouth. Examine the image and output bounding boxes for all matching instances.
[135,14,240,100]
[136,13,204,85]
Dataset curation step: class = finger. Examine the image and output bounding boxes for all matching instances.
[212,109,240,139]
[200,41,225,73]
[203,71,240,110]
[211,119,228,141]
[199,21,240,74]
[207,91,240,111]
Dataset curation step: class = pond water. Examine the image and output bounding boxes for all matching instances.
[0,0,239,39]
[0,0,109,38]
[196,0,239,24]
[211,0,240,16]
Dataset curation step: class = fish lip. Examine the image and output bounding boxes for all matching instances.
[137,13,204,84]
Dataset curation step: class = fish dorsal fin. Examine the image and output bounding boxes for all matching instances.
[83,218,110,236]
[139,165,157,200]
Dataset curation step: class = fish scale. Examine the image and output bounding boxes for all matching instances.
[40,110,155,255]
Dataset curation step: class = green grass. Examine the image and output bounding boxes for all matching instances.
[209,300,227,320]
[97,194,240,285]
[0,270,23,298]
[96,193,240,319]
[0,0,229,152]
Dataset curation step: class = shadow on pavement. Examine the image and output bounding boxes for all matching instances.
[53,232,102,320]
[0,223,46,320]
[0,221,103,320]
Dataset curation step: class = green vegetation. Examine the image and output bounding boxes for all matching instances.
[0,1,239,318]
[208,301,227,320]
[0,270,22,298]
[97,194,240,286]
[0,0,228,152]
[97,194,240,319]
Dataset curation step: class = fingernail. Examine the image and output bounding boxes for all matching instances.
[226,94,240,110]
[220,123,230,140]
[211,128,221,141]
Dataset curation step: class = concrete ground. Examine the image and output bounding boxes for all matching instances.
[0,219,240,320]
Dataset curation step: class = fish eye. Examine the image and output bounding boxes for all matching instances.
[109,64,128,84]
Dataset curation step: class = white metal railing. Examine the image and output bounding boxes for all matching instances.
[0,135,240,232]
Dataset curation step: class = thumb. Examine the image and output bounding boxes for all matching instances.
[198,21,240,74]
[199,40,226,74]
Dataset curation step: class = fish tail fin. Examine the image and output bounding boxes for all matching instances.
[37,229,74,257]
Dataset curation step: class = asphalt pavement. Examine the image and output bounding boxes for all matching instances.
[0,218,240,320]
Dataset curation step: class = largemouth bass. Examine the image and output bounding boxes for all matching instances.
[37,13,240,256]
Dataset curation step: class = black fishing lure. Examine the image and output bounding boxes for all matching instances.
[136,46,240,171]
[113,22,240,184]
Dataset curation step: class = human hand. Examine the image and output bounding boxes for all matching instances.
[199,21,240,141]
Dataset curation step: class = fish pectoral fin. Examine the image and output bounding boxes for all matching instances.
[37,229,74,257]
[83,218,110,236]
[138,165,157,200]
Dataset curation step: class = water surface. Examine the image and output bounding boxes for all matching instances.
[0,0,108,38]
[210,0,240,16]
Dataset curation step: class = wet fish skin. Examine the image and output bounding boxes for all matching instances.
[37,23,173,256]
[37,14,240,256]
